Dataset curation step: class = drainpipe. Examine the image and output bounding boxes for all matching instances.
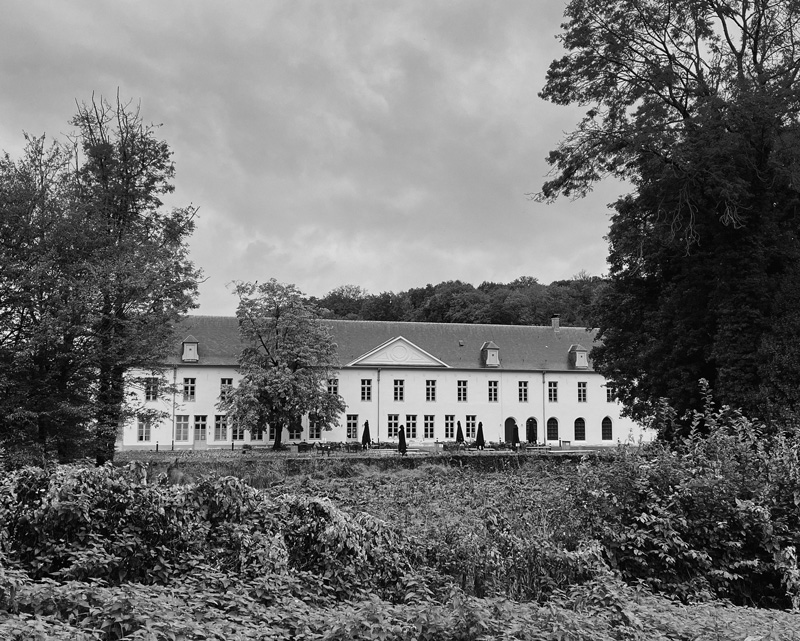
[172,365,177,444]
[499,370,504,444]
[376,368,381,444]
[541,371,546,445]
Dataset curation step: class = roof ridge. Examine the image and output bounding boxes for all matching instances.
[183,314,593,331]
[322,318,591,331]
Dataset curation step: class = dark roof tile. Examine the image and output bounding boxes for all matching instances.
[169,316,597,372]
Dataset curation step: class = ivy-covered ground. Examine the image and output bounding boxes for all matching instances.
[3,405,800,639]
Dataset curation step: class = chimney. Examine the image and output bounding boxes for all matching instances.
[551,314,560,332]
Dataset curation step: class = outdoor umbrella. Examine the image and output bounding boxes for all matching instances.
[512,424,521,449]
[398,424,407,456]
[456,420,464,444]
[475,421,485,450]
[361,420,371,449]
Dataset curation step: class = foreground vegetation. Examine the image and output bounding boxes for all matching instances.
[2,399,800,639]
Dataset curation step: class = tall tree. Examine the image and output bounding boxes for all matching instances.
[360,291,409,321]
[540,0,800,431]
[315,284,368,319]
[0,136,95,459]
[70,95,200,462]
[0,96,200,463]
[221,280,346,450]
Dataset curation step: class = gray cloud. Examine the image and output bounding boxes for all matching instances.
[1,0,617,315]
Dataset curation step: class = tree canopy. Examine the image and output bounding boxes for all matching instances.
[220,280,346,450]
[0,96,200,462]
[312,275,605,327]
[540,0,800,432]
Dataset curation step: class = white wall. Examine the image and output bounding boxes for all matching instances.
[120,365,652,449]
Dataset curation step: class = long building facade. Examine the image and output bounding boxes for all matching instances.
[119,315,654,450]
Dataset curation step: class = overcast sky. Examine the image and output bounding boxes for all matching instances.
[1,0,624,316]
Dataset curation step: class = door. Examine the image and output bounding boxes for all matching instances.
[504,417,516,443]
[526,417,538,443]
[194,415,207,444]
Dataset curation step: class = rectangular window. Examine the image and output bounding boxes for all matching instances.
[426,379,437,402]
[606,387,615,403]
[457,380,468,402]
[394,379,405,402]
[232,421,245,441]
[424,415,435,439]
[347,414,358,439]
[488,380,498,402]
[269,425,276,441]
[518,381,528,403]
[175,415,189,441]
[214,415,227,441]
[445,415,455,439]
[578,382,587,403]
[137,418,151,442]
[361,379,372,401]
[387,414,399,438]
[144,377,159,401]
[287,421,303,441]
[194,415,207,441]
[183,378,196,402]
[220,378,233,401]
[466,415,477,439]
[548,381,558,403]
[309,415,322,440]
[406,415,417,439]
[327,378,339,396]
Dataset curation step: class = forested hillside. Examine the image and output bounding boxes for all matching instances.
[310,273,605,326]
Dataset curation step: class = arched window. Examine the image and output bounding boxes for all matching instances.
[547,417,559,441]
[602,417,613,440]
[526,417,538,442]
[574,418,586,441]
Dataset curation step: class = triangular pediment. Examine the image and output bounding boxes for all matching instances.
[347,336,449,368]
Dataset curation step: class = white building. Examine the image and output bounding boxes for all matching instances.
[119,315,654,450]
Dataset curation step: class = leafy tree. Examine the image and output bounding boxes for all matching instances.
[221,280,346,450]
[360,291,409,321]
[410,281,486,323]
[71,96,201,462]
[0,136,94,459]
[0,96,200,462]
[315,284,368,319]
[548,272,607,326]
[540,0,800,431]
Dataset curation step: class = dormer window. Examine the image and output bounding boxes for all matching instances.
[568,344,589,369]
[481,341,500,368]
[182,335,199,362]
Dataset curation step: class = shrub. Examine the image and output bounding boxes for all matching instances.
[0,464,202,584]
[570,382,800,607]
[278,494,429,603]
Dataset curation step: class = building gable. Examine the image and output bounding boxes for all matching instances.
[347,336,450,368]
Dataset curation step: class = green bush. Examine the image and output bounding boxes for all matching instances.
[2,455,800,638]
[570,382,800,607]
[0,464,203,584]
[279,494,429,602]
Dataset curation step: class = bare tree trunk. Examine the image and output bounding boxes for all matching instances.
[272,422,284,450]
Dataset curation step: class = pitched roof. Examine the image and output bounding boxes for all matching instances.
[168,315,598,372]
